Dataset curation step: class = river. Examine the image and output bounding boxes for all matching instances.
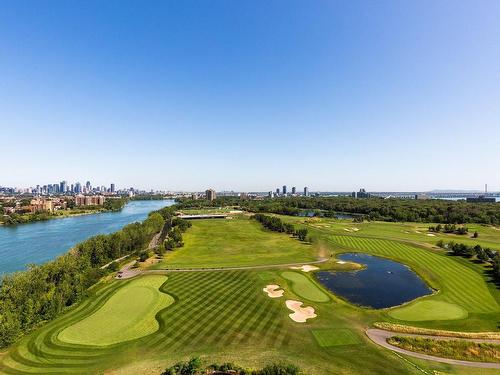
[0,200,174,275]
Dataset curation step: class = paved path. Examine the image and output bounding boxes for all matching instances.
[366,328,500,369]
[115,258,328,279]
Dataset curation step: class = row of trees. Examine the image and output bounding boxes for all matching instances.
[437,240,499,280]
[175,196,500,224]
[0,205,175,348]
[253,214,308,241]
[428,224,470,235]
[161,357,300,375]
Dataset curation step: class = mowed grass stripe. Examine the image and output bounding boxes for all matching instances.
[329,235,498,313]
[156,272,251,350]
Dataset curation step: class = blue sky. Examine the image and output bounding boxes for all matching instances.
[1,1,499,192]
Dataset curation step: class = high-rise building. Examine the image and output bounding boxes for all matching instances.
[304,187,309,196]
[291,186,296,194]
[282,185,287,195]
[59,181,67,194]
[205,189,216,201]
[110,183,115,193]
[74,182,82,193]
[276,188,280,196]
[86,181,91,191]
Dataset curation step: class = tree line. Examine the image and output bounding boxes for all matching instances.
[437,240,500,281]
[175,196,500,224]
[161,357,300,375]
[0,205,176,348]
[252,214,308,241]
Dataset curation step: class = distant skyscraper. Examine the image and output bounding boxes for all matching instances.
[304,187,309,196]
[70,184,74,193]
[86,181,91,191]
[282,185,287,195]
[59,181,67,194]
[205,188,216,201]
[110,183,115,193]
[276,188,280,196]
[291,186,296,194]
[75,182,82,193]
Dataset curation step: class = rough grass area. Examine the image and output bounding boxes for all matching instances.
[58,275,172,346]
[373,322,500,340]
[388,301,468,321]
[311,328,361,347]
[155,217,316,269]
[388,336,500,363]
[281,271,329,302]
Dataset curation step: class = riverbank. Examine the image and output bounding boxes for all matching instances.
[0,198,128,226]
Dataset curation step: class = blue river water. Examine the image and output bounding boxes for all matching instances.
[0,200,174,275]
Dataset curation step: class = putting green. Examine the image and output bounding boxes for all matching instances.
[388,300,468,321]
[58,275,173,346]
[281,271,329,302]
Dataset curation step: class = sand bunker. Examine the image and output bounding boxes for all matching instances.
[290,265,319,272]
[263,284,284,298]
[286,300,317,323]
[426,233,436,237]
[337,260,346,264]
[344,227,360,232]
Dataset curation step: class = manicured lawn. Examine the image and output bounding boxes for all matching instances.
[0,271,429,375]
[58,275,172,346]
[328,236,499,316]
[2,215,499,375]
[311,328,361,347]
[154,217,316,269]
[388,301,468,321]
[281,271,329,302]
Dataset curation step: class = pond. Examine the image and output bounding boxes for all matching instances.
[316,253,432,309]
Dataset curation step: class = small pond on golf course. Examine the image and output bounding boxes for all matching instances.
[316,253,432,309]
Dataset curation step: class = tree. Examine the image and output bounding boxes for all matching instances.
[108,261,119,272]
[473,231,479,238]
[296,228,308,241]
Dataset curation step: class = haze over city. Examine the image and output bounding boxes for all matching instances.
[2,1,500,191]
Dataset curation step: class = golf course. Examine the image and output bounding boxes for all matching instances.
[1,214,499,374]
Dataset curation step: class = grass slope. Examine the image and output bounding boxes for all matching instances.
[58,275,172,346]
[281,271,329,302]
[155,217,316,269]
[389,301,468,321]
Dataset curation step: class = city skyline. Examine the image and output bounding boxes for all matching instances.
[1,1,500,191]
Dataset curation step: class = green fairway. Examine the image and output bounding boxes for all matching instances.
[388,301,468,321]
[58,275,172,346]
[311,328,361,347]
[2,215,499,375]
[281,271,329,302]
[328,235,499,315]
[155,217,316,269]
[0,271,433,375]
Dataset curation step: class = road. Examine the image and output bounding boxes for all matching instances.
[366,328,500,369]
[116,258,328,279]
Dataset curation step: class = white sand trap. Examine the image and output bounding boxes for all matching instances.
[263,284,284,298]
[289,265,319,272]
[351,227,360,231]
[286,300,317,323]
[343,228,351,232]
[337,260,346,264]
[427,233,436,237]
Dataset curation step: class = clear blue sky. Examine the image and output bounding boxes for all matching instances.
[1,1,499,192]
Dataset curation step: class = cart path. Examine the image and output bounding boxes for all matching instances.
[366,328,500,369]
[116,258,328,279]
